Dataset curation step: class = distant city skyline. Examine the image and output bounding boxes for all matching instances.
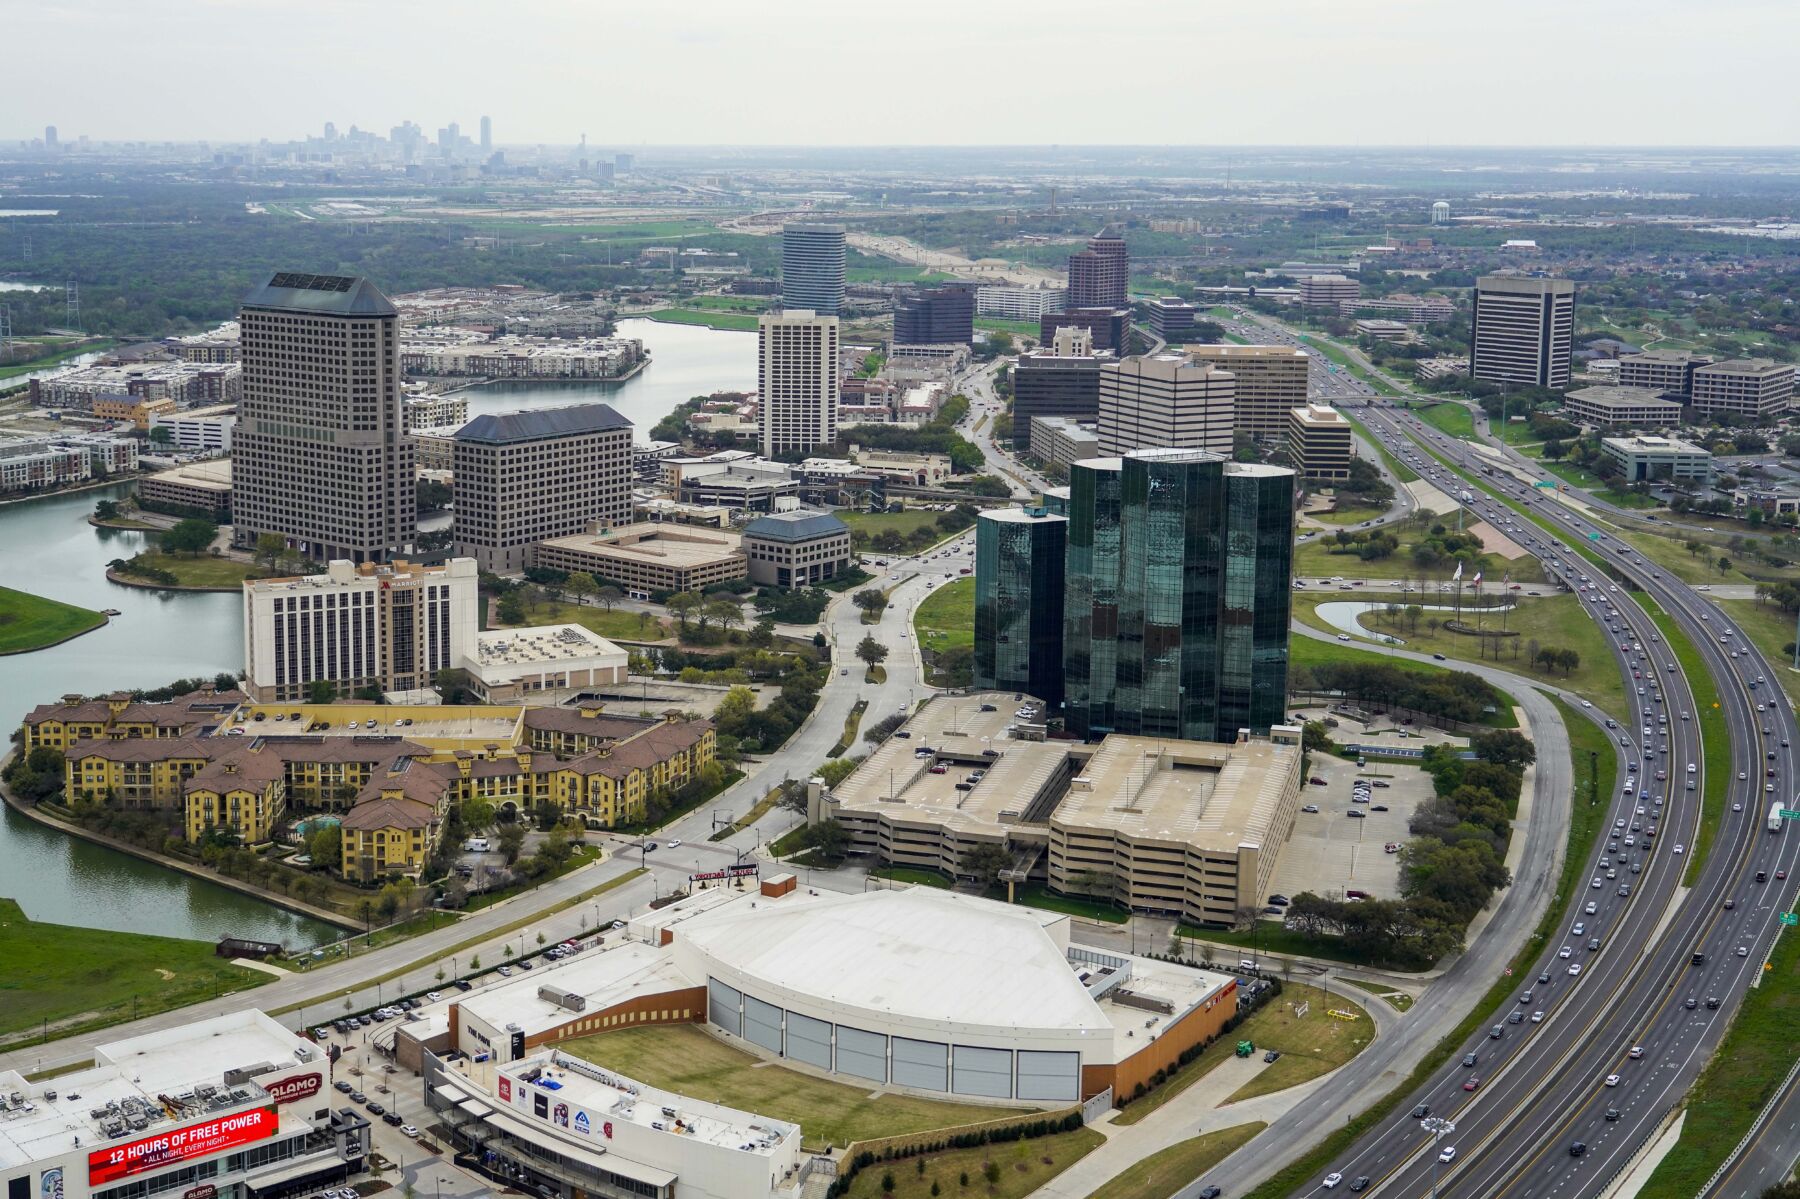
[5,0,1793,146]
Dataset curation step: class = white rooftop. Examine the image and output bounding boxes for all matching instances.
[457,941,689,1039]
[677,889,1113,1036]
[0,1010,316,1169]
[471,624,626,669]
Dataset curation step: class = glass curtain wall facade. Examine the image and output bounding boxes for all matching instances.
[1064,450,1293,742]
[974,509,1068,706]
[1064,458,1124,737]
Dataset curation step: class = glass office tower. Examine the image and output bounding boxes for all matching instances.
[974,508,1068,705]
[1063,449,1293,742]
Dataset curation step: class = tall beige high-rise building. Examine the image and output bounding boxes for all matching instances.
[759,310,840,457]
[1185,344,1311,443]
[1096,353,1235,457]
[452,404,634,574]
[233,272,414,563]
[1471,275,1574,388]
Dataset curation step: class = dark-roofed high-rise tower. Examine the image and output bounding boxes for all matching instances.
[233,272,414,563]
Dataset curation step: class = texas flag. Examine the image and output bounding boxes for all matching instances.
[1471,571,1483,588]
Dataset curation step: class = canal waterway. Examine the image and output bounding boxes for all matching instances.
[0,318,749,944]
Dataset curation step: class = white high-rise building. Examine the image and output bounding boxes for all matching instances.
[759,310,840,457]
[243,558,478,702]
[1097,353,1235,458]
[1470,275,1575,389]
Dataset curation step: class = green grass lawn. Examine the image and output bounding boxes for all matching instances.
[0,898,268,1043]
[1294,593,1626,716]
[1608,521,1765,586]
[1224,985,1374,1103]
[554,1024,1005,1148]
[1008,882,1128,924]
[1638,911,1800,1197]
[116,553,264,589]
[841,509,952,541]
[1306,499,1395,526]
[1292,534,1545,585]
[0,585,106,654]
[643,307,761,332]
[681,294,772,312]
[1287,634,1519,729]
[1115,987,1370,1126]
[915,577,975,656]
[975,317,1039,336]
[1717,599,1800,709]
[0,338,117,382]
[843,1127,1105,1199]
[492,599,663,642]
[1417,401,1476,440]
[1088,1123,1265,1199]
[1529,458,1662,509]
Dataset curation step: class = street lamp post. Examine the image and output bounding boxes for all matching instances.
[1421,1116,1456,1199]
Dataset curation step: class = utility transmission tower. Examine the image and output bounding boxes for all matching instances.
[64,279,81,331]
[0,305,12,359]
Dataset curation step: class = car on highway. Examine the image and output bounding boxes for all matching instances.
[1323,1173,1343,1189]
[1439,1145,1458,1163]
[1569,963,1583,976]
[1605,1074,1620,1087]
[1629,1045,1645,1059]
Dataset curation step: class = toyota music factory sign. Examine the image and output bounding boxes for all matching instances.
[88,1106,279,1185]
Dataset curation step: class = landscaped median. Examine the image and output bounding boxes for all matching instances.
[1635,891,1800,1197]
[0,585,108,654]
[1638,598,1731,884]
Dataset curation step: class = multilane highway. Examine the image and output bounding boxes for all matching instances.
[1228,396,1800,1198]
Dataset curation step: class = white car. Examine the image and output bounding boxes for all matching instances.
[1629,1046,1644,1059]
[1559,945,1574,959]
[400,1124,419,1138]
[1605,1074,1620,1087]
[426,991,442,1002]
[1569,963,1583,976]
[1323,1173,1343,1189]
[668,839,682,848]
[1531,1010,1545,1023]
[1438,1146,1457,1164]
[1674,844,1685,855]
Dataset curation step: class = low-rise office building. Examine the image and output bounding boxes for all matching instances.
[1297,275,1360,308]
[0,1010,367,1199]
[1690,358,1796,420]
[1616,348,1713,399]
[976,284,1066,321]
[151,402,237,454]
[1561,385,1684,429]
[464,624,630,702]
[741,510,852,587]
[1011,326,1111,450]
[1598,435,1712,484]
[1287,403,1353,481]
[674,459,801,512]
[1353,318,1411,342]
[820,693,1304,928]
[92,393,177,429]
[1145,297,1198,341]
[1338,293,1455,324]
[1029,416,1101,469]
[532,523,747,597]
[137,458,232,519]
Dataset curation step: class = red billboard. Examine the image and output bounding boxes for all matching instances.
[88,1106,278,1185]
[265,1073,322,1106]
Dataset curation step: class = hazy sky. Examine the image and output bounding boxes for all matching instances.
[12,0,1798,146]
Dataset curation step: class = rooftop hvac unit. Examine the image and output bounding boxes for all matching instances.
[538,985,588,1014]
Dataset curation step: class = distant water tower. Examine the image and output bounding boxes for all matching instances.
[1431,200,1451,226]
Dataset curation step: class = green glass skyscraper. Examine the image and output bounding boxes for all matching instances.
[974,507,1068,706]
[1064,449,1293,742]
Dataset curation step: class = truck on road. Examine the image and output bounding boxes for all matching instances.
[1771,803,1785,834]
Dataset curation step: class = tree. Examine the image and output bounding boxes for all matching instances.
[595,584,623,612]
[565,571,598,607]
[856,635,890,669]
[805,819,849,859]
[94,498,119,521]
[304,823,341,870]
[253,533,286,572]
[1471,729,1537,771]
[960,843,1014,889]
[1541,438,1566,461]
[1718,556,1732,576]
[708,598,743,635]
[497,823,528,863]
[852,588,889,618]
[160,517,217,556]
[306,679,336,704]
[667,591,701,631]
[147,425,174,446]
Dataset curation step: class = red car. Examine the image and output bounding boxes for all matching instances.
[1464,1077,1482,1092]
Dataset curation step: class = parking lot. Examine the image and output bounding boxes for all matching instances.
[1265,721,1449,903]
